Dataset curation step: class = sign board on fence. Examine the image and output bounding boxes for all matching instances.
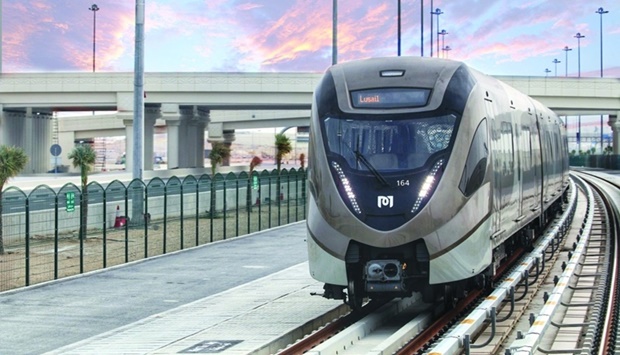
[66,192,75,212]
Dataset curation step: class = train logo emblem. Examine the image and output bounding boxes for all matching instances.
[377,196,394,208]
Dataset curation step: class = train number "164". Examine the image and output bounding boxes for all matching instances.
[396,180,410,186]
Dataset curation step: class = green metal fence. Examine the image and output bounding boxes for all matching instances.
[569,154,620,169]
[0,168,307,292]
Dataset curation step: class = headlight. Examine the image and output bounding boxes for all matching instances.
[332,161,362,214]
[411,159,445,213]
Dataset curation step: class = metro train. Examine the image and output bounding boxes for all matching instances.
[306,57,569,308]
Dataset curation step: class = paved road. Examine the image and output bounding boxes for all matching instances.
[0,222,309,355]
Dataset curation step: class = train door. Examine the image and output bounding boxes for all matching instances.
[485,99,502,238]
[512,113,523,222]
[520,125,533,209]
[534,116,544,213]
[527,111,539,213]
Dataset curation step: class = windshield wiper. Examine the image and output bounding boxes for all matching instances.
[353,149,389,187]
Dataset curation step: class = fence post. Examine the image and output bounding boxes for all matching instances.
[295,170,299,221]
[144,186,149,259]
[269,174,272,229]
[54,194,59,279]
[124,187,129,263]
[235,176,239,237]
[209,179,214,242]
[180,183,184,250]
[223,178,227,240]
[286,172,291,224]
[258,176,262,231]
[102,189,107,268]
[79,190,84,274]
[163,183,167,255]
[195,181,199,246]
[25,197,30,286]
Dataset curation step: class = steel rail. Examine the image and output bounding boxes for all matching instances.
[572,172,620,355]
[506,176,592,354]
[429,179,577,355]
[595,183,618,355]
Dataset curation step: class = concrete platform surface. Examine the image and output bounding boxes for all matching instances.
[0,221,341,354]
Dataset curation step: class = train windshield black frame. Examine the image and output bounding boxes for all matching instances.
[322,114,458,172]
[350,88,431,109]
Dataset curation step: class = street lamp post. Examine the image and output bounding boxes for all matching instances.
[596,7,608,153]
[89,4,99,72]
[574,32,584,153]
[595,7,608,78]
[562,46,572,77]
[430,0,433,57]
[431,8,443,58]
[420,0,424,57]
[397,0,401,56]
[545,68,551,77]
[438,29,448,58]
[574,32,585,77]
[442,45,452,59]
[332,0,337,65]
[552,58,561,77]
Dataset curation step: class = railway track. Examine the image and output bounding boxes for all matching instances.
[274,173,620,355]
[424,173,620,354]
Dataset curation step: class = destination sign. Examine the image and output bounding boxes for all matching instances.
[351,88,430,109]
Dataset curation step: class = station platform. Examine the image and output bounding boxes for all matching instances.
[0,222,344,354]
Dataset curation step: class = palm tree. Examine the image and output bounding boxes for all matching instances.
[68,144,96,240]
[208,142,231,176]
[275,133,292,173]
[208,142,231,217]
[274,134,292,210]
[0,145,28,254]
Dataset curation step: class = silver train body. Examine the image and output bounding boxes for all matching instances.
[306,57,569,304]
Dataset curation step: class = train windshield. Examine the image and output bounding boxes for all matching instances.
[323,114,457,171]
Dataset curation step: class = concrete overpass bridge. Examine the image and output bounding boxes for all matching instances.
[0,72,619,173]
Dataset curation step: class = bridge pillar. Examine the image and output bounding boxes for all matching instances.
[0,107,52,173]
[179,106,196,168]
[117,92,159,173]
[194,107,209,168]
[162,105,209,169]
[222,130,236,166]
[121,112,157,172]
[609,114,620,154]
[144,110,159,171]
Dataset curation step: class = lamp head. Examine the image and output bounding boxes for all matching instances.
[596,7,608,15]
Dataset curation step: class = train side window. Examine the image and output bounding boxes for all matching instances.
[459,119,488,196]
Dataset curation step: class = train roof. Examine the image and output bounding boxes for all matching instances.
[327,56,467,91]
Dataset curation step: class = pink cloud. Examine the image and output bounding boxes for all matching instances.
[230,1,402,71]
[3,0,135,72]
[237,3,263,11]
[231,0,333,70]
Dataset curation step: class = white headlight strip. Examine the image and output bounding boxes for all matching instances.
[332,161,362,214]
[411,159,445,213]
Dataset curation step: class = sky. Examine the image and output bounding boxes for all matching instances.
[2,0,620,77]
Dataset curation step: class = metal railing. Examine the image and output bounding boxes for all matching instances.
[0,168,307,292]
[570,154,620,169]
